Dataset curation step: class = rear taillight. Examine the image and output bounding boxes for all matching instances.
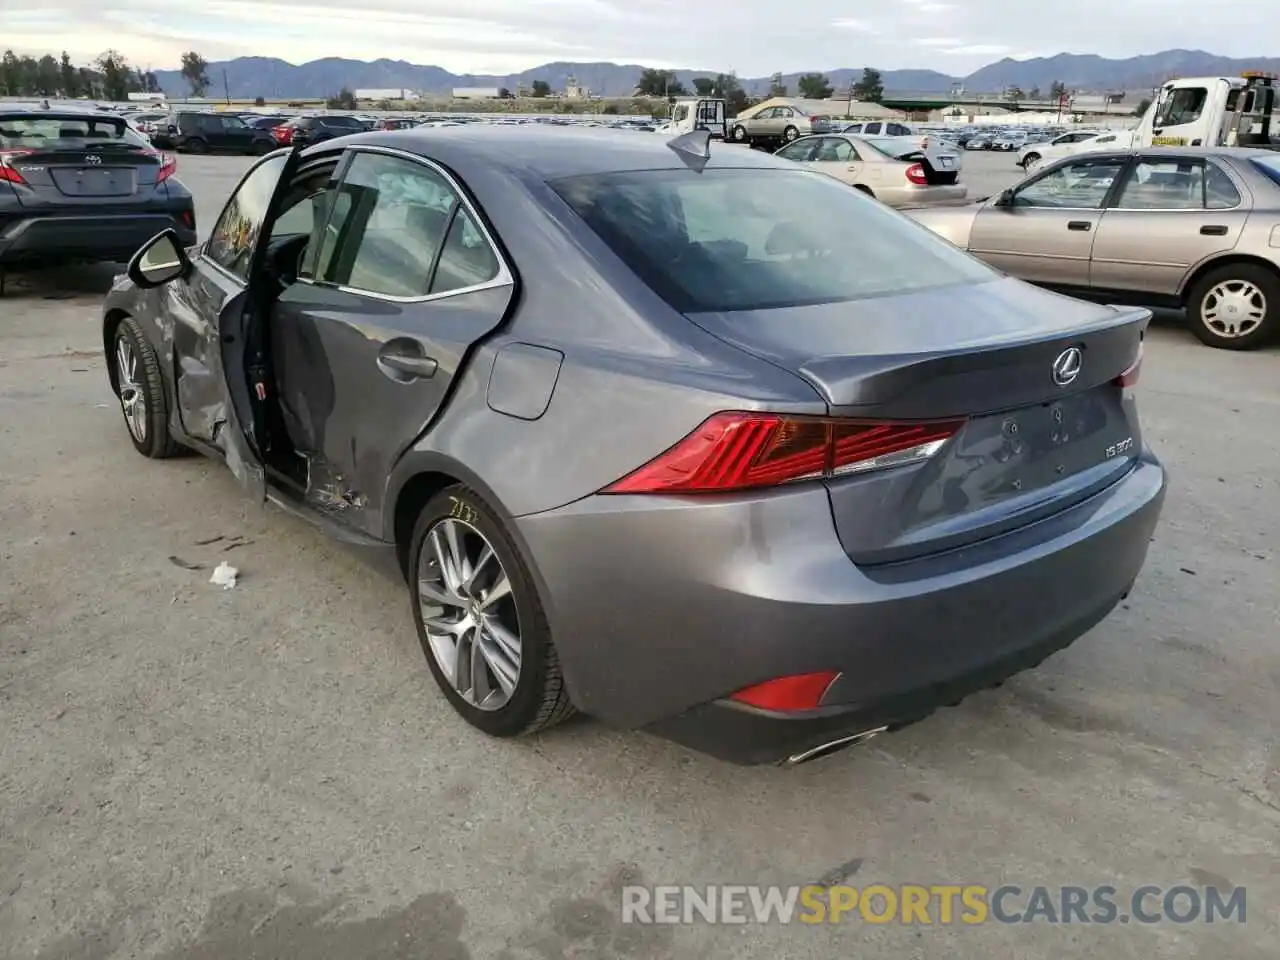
[146,150,177,183]
[905,162,929,185]
[602,412,964,494]
[809,115,821,124]
[1114,342,1143,387]
[0,149,32,185]
[272,125,291,142]
[730,671,840,711]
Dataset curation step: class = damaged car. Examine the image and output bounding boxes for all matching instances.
[103,128,1166,765]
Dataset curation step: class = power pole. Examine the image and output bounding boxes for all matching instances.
[222,68,230,104]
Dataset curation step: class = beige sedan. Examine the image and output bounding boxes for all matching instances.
[906,147,1280,350]
[774,134,967,208]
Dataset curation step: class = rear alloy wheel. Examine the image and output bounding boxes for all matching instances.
[1187,263,1279,350]
[409,486,574,738]
[113,317,182,458]
[732,124,747,142]
[783,125,799,142]
[183,137,207,154]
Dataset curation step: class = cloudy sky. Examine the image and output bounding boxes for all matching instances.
[1,0,1272,75]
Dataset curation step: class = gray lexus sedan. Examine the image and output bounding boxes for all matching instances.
[102,126,1166,765]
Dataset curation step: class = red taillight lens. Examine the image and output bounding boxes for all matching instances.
[146,150,177,183]
[602,412,963,494]
[1114,342,1143,387]
[905,162,928,185]
[809,115,821,123]
[0,149,32,184]
[273,125,291,142]
[730,671,840,711]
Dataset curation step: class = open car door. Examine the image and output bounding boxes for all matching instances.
[214,146,308,501]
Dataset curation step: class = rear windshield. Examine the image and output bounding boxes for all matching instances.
[552,167,994,313]
[0,114,146,148]
[1249,155,1280,188]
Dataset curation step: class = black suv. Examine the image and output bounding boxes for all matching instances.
[152,111,275,155]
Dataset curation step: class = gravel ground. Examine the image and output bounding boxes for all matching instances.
[0,150,1277,960]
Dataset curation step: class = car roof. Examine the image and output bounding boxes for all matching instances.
[306,125,792,179]
[0,109,123,121]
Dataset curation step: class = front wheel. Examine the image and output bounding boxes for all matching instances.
[112,317,182,459]
[731,124,747,142]
[182,137,207,154]
[409,486,575,738]
[1186,263,1280,350]
[782,125,799,142]
[1022,152,1041,168]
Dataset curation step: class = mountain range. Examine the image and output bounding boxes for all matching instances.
[152,49,1280,100]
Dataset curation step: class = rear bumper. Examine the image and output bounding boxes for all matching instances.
[516,451,1166,764]
[885,184,969,208]
[0,212,196,265]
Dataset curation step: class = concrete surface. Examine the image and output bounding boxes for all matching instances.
[1,154,1278,960]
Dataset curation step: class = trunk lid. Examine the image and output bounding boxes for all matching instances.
[687,277,1149,564]
[3,143,164,206]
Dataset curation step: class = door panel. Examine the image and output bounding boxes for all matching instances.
[969,207,1102,286]
[1089,158,1247,295]
[170,260,243,441]
[271,282,513,535]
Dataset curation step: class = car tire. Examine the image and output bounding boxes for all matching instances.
[183,137,207,154]
[409,485,575,738]
[1022,152,1040,168]
[783,125,799,142]
[732,124,747,142]
[112,317,182,459]
[1186,262,1280,350]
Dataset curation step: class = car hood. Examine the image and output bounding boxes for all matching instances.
[903,203,983,249]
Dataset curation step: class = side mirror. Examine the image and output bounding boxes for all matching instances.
[127,229,191,288]
[995,188,1016,207]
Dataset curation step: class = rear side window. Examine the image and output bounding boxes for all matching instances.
[553,168,994,313]
[314,152,497,298]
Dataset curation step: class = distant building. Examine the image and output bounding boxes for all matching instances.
[565,76,589,99]
[127,92,166,103]
[355,88,416,101]
[453,87,502,99]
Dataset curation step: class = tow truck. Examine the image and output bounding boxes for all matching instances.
[1134,70,1278,149]
[652,97,728,139]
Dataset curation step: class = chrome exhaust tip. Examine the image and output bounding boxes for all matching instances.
[785,726,889,766]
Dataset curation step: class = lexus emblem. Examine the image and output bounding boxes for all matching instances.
[1052,347,1082,387]
[84,154,102,164]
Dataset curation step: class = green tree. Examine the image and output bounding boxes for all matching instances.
[326,87,357,110]
[78,67,101,99]
[636,68,684,97]
[797,72,833,99]
[712,72,749,116]
[254,95,266,106]
[1134,97,1151,117]
[1028,86,1042,100]
[602,103,619,115]
[498,87,512,99]
[530,79,551,98]
[0,51,19,96]
[180,51,210,97]
[59,51,80,97]
[35,55,59,96]
[768,73,787,97]
[1048,80,1067,102]
[95,50,135,101]
[692,77,715,96]
[851,67,884,102]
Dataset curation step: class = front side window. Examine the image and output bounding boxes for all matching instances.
[1013,159,1126,209]
[1154,87,1207,127]
[206,153,290,280]
[776,140,816,161]
[814,138,855,162]
[553,167,994,313]
[673,105,689,123]
[316,152,463,297]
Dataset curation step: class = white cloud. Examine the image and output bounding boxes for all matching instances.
[1,0,1275,78]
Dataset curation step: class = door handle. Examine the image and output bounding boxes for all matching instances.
[1200,224,1229,236]
[377,341,438,381]
[1067,221,1092,231]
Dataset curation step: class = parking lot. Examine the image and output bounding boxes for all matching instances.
[1,149,1278,960]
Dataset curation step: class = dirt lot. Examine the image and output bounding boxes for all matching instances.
[1,153,1278,960]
